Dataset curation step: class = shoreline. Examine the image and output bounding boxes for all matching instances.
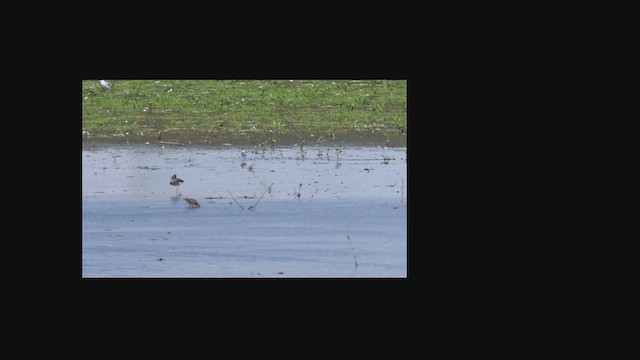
[82,129,407,148]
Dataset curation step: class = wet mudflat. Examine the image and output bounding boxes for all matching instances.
[82,144,407,278]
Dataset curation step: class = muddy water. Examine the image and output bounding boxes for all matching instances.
[82,144,407,278]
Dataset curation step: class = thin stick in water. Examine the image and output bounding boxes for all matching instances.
[347,235,358,269]
[227,190,244,210]
[251,170,269,191]
[249,183,274,210]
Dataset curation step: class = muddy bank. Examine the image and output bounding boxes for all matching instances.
[82,129,407,147]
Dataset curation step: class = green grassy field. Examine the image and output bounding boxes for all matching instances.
[82,80,406,146]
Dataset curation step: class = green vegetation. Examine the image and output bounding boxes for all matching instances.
[82,80,406,145]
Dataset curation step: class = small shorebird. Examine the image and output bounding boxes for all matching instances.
[241,150,247,160]
[184,197,200,208]
[99,80,111,90]
[170,174,184,196]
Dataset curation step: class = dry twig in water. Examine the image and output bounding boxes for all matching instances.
[249,183,274,210]
[227,191,244,210]
[347,235,358,269]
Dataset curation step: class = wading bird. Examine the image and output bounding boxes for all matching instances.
[184,197,200,208]
[99,80,111,90]
[170,174,184,196]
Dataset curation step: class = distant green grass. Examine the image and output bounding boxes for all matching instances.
[82,80,406,145]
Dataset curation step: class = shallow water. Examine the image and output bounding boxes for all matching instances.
[82,144,407,278]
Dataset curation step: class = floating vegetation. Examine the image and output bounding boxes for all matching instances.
[296,141,307,160]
